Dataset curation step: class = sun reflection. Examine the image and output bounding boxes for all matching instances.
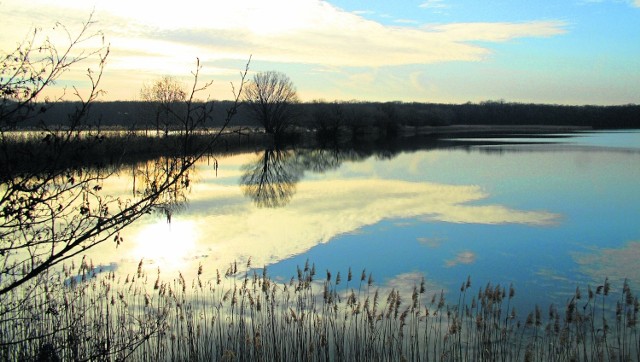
[130,219,198,272]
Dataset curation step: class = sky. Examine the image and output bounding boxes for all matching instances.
[1,0,639,104]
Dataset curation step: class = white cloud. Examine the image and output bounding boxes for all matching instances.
[425,21,567,42]
[419,0,449,9]
[634,0,640,7]
[2,0,567,70]
[0,0,570,101]
[395,19,420,25]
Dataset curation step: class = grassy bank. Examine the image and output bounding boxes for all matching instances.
[1,260,637,361]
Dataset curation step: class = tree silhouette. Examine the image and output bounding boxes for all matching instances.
[140,76,187,136]
[243,71,299,135]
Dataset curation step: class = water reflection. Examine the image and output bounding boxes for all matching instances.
[385,271,445,297]
[0,152,196,295]
[23,130,639,315]
[573,241,640,292]
[239,147,369,208]
[131,220,199,272]
[240,149,302,208]
[445,251,476,267]
[133,157,191,221]
[107,156,561,283]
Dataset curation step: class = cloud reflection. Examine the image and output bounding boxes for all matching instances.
[417,237,445,248]
[129,177,559,273]
[573,241,640,291]
[385,271,445,297]
[445,251,477,267]
[80,153,561,281]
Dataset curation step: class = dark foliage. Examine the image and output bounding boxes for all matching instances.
[22,101,640,134]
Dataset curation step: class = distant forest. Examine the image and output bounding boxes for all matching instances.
[18,100,640,131]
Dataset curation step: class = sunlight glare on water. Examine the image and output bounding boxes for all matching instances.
[130,219,199,273]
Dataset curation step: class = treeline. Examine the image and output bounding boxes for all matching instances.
[17,100,640,131]
[442,101,640,128]
[14,101,260,130]
[296,101,640,131]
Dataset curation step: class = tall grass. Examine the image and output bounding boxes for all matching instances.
[1,259,638,361]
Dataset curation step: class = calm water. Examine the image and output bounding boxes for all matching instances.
[86,130,640,312]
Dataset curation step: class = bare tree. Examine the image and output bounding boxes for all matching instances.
[140,76,187,136]
[243,70,299,135]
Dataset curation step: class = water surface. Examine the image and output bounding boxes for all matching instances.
[86,130,640,312]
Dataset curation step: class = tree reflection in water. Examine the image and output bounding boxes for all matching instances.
[239,135,459,208]
[239,147,367,208]
[240,149,302,208]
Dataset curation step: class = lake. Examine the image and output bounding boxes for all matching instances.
[84,129,640,313]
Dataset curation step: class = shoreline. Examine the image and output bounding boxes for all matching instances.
[399,124,595,136]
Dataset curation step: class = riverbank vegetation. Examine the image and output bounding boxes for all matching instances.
[1,261,637,361]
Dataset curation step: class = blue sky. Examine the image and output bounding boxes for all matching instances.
[2,0,639,104]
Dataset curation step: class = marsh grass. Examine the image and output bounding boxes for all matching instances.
[1,259,638,361]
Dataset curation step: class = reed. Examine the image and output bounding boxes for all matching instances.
[1,260,637,361]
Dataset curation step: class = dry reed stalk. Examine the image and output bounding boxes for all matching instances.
[1,261,637,361]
